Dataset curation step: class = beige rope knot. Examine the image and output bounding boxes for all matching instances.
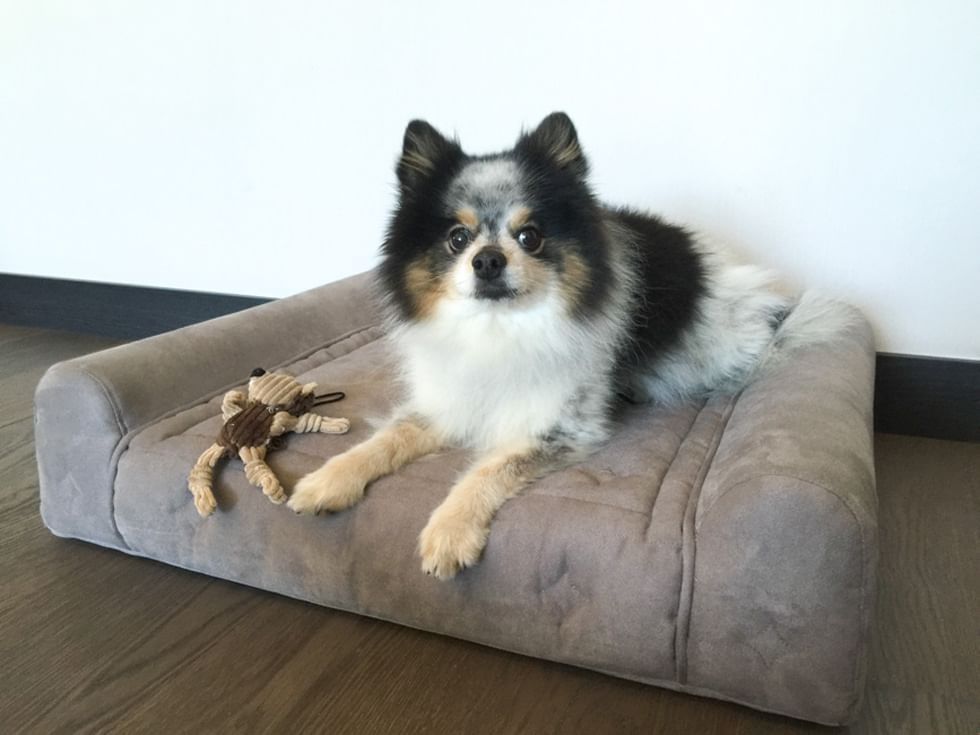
[240,446,285,503]
[294,413,350,434]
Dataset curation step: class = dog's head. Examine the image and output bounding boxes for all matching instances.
[379,112,612,323]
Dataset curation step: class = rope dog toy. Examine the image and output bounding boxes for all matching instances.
[188,368,349,517]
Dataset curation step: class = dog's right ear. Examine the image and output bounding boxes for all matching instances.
[396,120,462,192]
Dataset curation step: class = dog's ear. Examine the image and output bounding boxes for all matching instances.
[516,112,588,177]
[396,120,462,192]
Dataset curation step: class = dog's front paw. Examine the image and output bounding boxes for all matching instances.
[287,458,365,515]
[418,505,489,580]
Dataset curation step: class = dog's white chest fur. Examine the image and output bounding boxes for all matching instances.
[392,294,591,451]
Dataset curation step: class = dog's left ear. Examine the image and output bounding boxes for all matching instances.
[396,120,463,193]
[516,112,588,177]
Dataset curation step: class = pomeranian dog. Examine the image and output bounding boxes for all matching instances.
[288,112,851,579]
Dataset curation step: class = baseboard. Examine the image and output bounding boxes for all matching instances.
[0,273,271,340]
[874,353,979,442]
[2,273,977,442]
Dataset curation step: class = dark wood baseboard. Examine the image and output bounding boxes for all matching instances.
[874,353,979,442]
[2,273,977,442]
[0,273,271,341]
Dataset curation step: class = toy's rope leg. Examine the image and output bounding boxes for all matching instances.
[294,412,350,435]
[239,445,286,504]
[271,411,350,436]
[270,412,296,436]
[188,443,226,517]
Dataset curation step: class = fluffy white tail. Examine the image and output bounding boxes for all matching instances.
[757,291,861,376]
[777,291,860,350]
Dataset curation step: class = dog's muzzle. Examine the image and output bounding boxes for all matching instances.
[471,247,516,300]
[472,247,507,281]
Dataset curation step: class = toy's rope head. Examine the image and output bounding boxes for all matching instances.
[247,371,314,408]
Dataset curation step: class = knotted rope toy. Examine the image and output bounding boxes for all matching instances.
[188,368,350,517]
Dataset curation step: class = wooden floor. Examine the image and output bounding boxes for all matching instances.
[1,323,977,734]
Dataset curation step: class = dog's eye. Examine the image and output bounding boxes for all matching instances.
[517,227,543,253]
[448,227,471,253]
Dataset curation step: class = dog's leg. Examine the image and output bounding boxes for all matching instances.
[287,415,442,515]
[418,444,557,580]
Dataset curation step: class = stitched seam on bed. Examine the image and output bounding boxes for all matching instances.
[697,471,870,529]
[523,490,651,517]
[673,391,741,684]
[119,444,655,519]
[268,323,382,374]
[118,324,380,441]
[640,401,707,541]
[74,365,131,550]
[125,325,384,446]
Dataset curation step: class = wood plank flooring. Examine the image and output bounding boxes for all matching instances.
[1,324,977,734]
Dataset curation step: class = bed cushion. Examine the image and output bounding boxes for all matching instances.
[36,270,877,725]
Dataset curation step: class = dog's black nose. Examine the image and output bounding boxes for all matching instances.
[472,248,507,281]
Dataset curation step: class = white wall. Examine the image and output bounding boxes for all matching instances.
[1,2,978,358]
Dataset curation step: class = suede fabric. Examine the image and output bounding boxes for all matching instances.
[687,317,877,724]
[35,271,877,726]
[36,271,378,548]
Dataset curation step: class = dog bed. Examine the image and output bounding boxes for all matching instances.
[35,270,877,725]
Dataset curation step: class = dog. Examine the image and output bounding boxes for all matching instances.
[287,112,852,579]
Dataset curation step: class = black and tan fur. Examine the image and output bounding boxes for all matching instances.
[288,113,853,579]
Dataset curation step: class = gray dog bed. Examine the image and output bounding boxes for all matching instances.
[35,271,877,725]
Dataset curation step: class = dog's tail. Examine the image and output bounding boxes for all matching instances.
[754,291,862,377]
[776,291,861,352]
